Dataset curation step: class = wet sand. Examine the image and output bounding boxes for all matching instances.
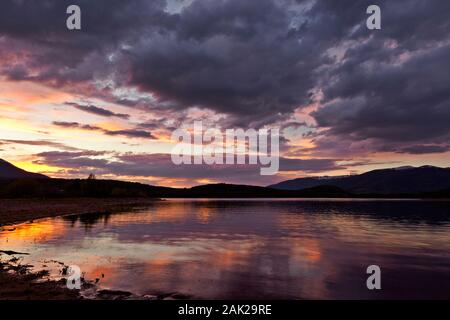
[0,197,159,300]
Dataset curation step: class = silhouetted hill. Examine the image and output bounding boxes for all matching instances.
[187,183,273,197]
[1,160,450,199]
[419,188,450,199]
[1,177,449,199]
[180,183,351,198]
[269,166,450,195]
[0,159,48,179]
[0,178,174,199]
[0,179,351,199]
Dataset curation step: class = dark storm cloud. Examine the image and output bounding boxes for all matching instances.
[37,150,106,158]
[125,0,339,125]
[105,129,154,139]
[33,151,344,185]
[396,145,450,155]
[0,0,173,85]
[66,102,130,119]
[113,153,341,178]
[313,42,450,153]
[1,0,355,124]
[1,0,450,156]
[53,121,101,131]
[0,139,80,151]
[52,121,155,139]
[34,151,110,168]
[279,157,339,172]
[0,0,171,49]
[304,1,450,155]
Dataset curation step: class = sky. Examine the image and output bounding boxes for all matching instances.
[0,0,449,187]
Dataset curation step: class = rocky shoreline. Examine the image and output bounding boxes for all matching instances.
[1,250,193,300]
[0,251,81,300]
[0,198,162,300]
[0,197,160,227]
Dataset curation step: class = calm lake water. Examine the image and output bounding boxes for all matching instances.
[1,199,450,299]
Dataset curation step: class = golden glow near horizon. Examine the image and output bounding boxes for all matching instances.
[1,77,449,187]
[11,161,62,174]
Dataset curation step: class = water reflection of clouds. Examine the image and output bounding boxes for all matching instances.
[2,199,450,299]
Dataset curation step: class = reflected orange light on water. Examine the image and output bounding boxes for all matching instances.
[0,221,66,245]
[289,238,322,264]
[196,206,215,223]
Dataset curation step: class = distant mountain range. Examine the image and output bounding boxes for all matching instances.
[1,158,450,198]
[269,166,450,194]
[0,159,48,179]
